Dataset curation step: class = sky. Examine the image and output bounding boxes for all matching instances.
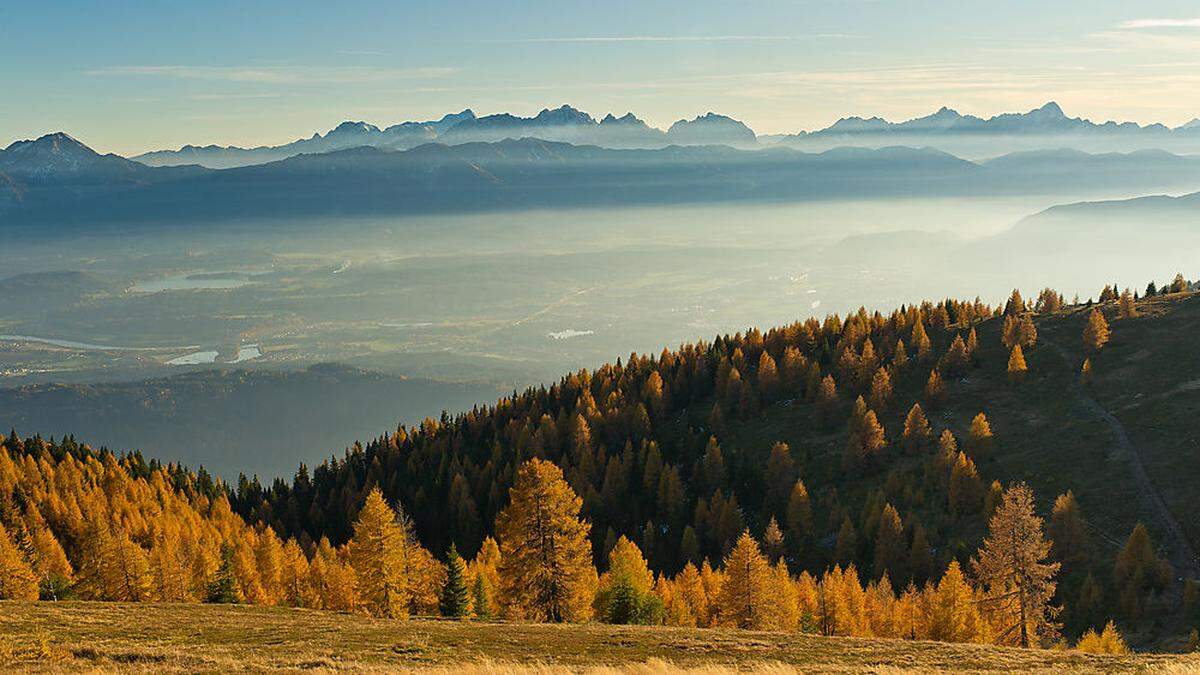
[4,0,1200,155]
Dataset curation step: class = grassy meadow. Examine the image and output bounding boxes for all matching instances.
[2,601,1198,673]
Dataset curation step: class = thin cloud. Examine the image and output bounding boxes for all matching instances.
[87,65,457,84]
[1119,18,1200,29]
[504,34,859,44]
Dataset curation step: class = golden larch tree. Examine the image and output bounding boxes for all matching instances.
[349,487,409,618]
[1083,309,1110,352]
[972,483,1060,647]
[1118,289,1137,319]
[1048,491,1088,565]
[1007,345,1028,383]
[0,521,39,600]
[922,560,986,643]
[717,530,776,629]
[901,403,933,454]
[496,458,595,623]
[966,412,994,460]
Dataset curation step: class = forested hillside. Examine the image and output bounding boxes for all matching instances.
[2,275,1198,651]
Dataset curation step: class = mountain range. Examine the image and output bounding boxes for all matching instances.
[769,102,1200,157]
[123,102,1200,169]
[5,130,1200,231]
[132,106,759,168]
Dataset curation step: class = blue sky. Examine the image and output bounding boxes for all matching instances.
[4,0,1200,154]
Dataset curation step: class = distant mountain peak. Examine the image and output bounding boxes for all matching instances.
[666,112,757,145]
[533,105,596,126]
[5,132,97,157]
[600,112,648,127]
[1029,101,1066,118]
[327,121,381,136]
[1179,118,1200,130]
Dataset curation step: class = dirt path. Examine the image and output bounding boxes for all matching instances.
[1046,338,1200,587]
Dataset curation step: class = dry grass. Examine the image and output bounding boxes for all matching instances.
[2,602,1198,673]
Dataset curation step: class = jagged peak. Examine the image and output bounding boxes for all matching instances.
[5,131,97,156]
[327,121,381,136]
[533,105,596,125]
[1028,101,1066,118]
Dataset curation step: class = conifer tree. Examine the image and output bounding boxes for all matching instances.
[279,539,312,607]
[595,536,660,624]
[873,504,907,584]
[469,537,501,618]
[1114,523,1170,619]
[966,413,994,460]
[471,573,493,620]
[1002,315,1020,349]
[349,487,409,619]
[816,375,840,427]
[496,458,595,623]
[911,320,932,361]
[943,335,970,376]
[924,369,947,406]
[1048,491,1088,565]
[757,351,780,403]
[1118,289,1137,318]
[700,436,727,495]
[948,453,983,516]
[764,442,796,518]
[763,517,785,564]
[892,339,909,370]
[1170,273,1188,294]
[0,522,39,600]
[786,479,813,560]
[869,367,893,412]
[835,517,858,567]
[206,543,241,604]
[973,483,1060,647]
[901,403,932,454]
[1083,309,1110,352]
[1076,620,1129,654]
[1017,314,1037,349]
[717,531,776,629]
[909,524,933,586]
[924,560,985,643]
[254,527,285,605]
[1007,345,1028,383]
[440,544,471,618]
[676,562,711,626]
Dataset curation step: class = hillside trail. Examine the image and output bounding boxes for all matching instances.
[1044,336,1200,591]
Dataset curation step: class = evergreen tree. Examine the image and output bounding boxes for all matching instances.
[206,543,241,604]
[440,544,471,618]
[595,536,660,624]
[471,572,493,620]
[1118,289,1137,319]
